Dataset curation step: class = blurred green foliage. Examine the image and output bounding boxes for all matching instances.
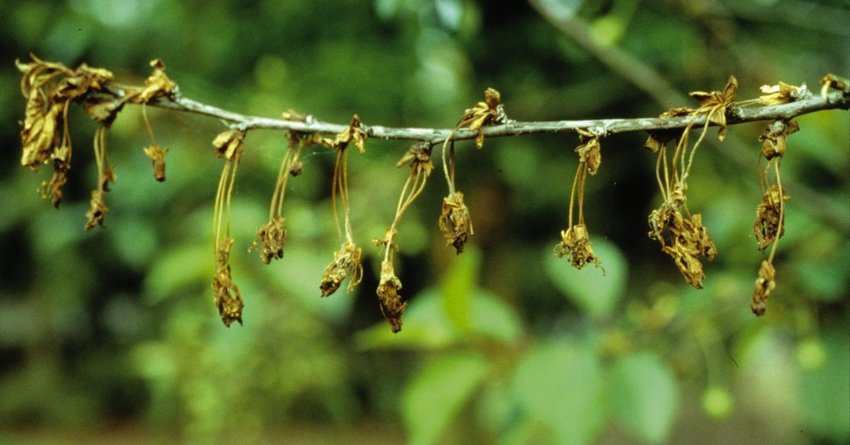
[1,0,848,444]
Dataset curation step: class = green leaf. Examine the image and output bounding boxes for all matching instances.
[469,289,522,344]
[611,352,679,444]
[799,328,850,442]
[544,238,627,320]
[440,247,480,331]
[402,353,490,445]
[512,339,605,445]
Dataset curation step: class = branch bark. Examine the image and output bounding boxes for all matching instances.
[144,87,849,143]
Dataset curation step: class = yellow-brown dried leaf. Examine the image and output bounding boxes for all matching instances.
[554,224,601,270]
[320,241,363,297]
[759,81,803,105]
[376,260,407,333]
[212,129,245,159]
[250,216,287,264]
[753,185,788,251]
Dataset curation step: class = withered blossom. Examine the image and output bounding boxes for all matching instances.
[84,189,109,231]
[575,128,602,175]
[554,224,601,270]
[753,185,788,251]
[212,129,245,159]
[455,87,508,149]
[143,144,169,182]
[759,81,805,105]
[751,260,775,317]
[376,260,407,333]
[439,192,474,254]
[211,237,243,327]
[250,216,287,264]
[758,120,799,160]
[324,115,367,153]
[320,241,363,297]
[649,207,716,289]
[129,59,177,104]
[689,75,737,141]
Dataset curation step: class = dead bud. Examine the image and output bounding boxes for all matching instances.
[376,260,407,333]
[320,241,364,297]
[250,216,287,264]
[439,192,474,254]
[554,224,602,270]
[143,144,169,182]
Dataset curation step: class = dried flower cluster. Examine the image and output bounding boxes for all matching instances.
[554,129,603,270]
[750,116,797,316]
[320,117,365,297]
[17,55,843,328]
[211,128,246,326]
[644,77,738,288]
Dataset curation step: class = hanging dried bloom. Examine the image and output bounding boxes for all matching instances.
[689,75,737,141]
[649,208,716,289]
[250,216,287,264]
[751,260,775,317]
[439,192,474,254]
[211,129,246,326]
[554,224,601,270]
[759,81,806,105]
[143,144,169,182]
[320,241,363,297]
[212,129,245,159]
[575,128,602,175]
[371,142,430,333]
[84,127,115,231]
[376,260,406,333]
[753,185,789,251]
[212,237,243,327]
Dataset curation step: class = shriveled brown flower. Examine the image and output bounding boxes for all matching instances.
[751,260,775,317]
[320,241,363,297]
[455,87,508,149]
[753,185,789,251]
[212,237,243,327]
[554,224,601,270]
[575,128,602,175]
[649,207,717,289]
[250,216,287,264]
[129,59,177,104]
[689,75,738,141]
[324,115,367,153]
[84,189,109,231]
[439,192,474,254]
[376,260,407,333]
[759,81,805,105]
[758,120,799,160]
[212,129,245,159]
[143,144,169,182]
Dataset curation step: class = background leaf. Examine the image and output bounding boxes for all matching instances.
[544,238,628,320]
[402,353,490,445]
[611,352,679,444]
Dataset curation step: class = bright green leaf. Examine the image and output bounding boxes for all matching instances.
[403,353,490,445]
[512,339,605,445]
[545,238,627,320]
[611,352,679,444]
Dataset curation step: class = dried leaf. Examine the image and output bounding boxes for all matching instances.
[575,129,602,175]
[820,73,850,98]
[455,87,507,149]
[212,264,244,327]
[129,59,177,104]
[439,192,474,254]
[649,206,717,289]
[84,189,109,231]
[397,143,433,177]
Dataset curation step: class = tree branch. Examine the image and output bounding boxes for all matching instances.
[145,87,849,143]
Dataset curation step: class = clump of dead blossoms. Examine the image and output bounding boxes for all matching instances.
[750,117,797,316]
[644,77,736,288]
[211,128,247,326]
[372,143,434,332]
[320,116,366,297]
[554,128,603,270]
